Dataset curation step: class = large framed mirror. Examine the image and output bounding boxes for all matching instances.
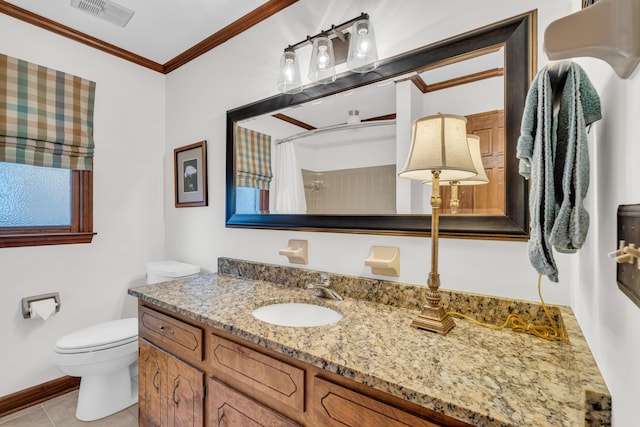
[226,11,535,240]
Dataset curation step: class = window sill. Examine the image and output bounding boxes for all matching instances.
[0,232,96,248]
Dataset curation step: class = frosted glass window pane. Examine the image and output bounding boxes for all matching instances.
[236,187,260,214]
[0,162,72,227]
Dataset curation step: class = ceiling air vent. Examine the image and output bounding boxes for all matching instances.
[70,0,135,27]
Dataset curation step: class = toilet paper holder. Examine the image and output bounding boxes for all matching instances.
[21,292,61,319]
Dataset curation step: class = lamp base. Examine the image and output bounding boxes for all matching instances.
[411,305,455,335]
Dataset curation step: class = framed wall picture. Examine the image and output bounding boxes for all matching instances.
[174,140,208,207]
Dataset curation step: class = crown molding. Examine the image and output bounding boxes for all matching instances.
[164,0,299,73]
[0,0,299,74]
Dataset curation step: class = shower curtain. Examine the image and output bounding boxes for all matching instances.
[272,141,307,213]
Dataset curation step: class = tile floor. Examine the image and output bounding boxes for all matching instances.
[0,391,138,427]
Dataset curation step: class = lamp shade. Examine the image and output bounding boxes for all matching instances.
[347,17,379,72]
[277,50,303,94]
[308,36,336,84]
[398,114,476,181]
[424,134,490,185]
[458,135,489,185]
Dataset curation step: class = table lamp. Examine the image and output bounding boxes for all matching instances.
[398,114,476,334]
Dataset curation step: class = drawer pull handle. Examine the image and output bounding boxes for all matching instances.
[152,365,160,392]
[172,378,180,407]
[159,325,174,334]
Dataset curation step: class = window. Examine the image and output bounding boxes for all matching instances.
[0,163,93,248]
[236,187,269,214]
[1,163,71,226]
[0,54,96,248]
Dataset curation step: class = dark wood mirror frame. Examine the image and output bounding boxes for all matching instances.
[226,11,535,240]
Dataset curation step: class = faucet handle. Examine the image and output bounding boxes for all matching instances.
[319,273,330,286]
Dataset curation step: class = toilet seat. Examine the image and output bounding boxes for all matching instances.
[55,336,138,354]
[55,318,138,354]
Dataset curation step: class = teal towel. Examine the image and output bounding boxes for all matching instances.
[517,62,601,282]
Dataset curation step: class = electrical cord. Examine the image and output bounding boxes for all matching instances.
[447,275,569,341]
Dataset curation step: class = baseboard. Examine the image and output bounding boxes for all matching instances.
[0,376,80,418]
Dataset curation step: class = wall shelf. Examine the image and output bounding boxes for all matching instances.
[544,0,640,78]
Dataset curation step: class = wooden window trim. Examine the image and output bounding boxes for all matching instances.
[259,190,270,214]
[0,170,95,248]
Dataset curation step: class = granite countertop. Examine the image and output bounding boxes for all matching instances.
[129,271,610,427]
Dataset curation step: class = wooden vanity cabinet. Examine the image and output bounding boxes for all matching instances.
[207,377,301,426]
[312,376,441,427]
[138,303,206,427]
[166,354,204,427]
[139,339,167,427]
[137,301,469,427]
[208,334,305,414]
[139,339,204,427]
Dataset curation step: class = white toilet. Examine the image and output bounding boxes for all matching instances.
[52,318,139,421]
[146,260,200,284]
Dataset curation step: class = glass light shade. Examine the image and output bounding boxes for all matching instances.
[398,114,476,182]
[308,36,336,84]
[424,135,490,185]
[277,50,303,94]
[347,18,379,72]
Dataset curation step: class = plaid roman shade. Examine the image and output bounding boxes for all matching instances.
[0,54,96,170]
[235,126,273,190]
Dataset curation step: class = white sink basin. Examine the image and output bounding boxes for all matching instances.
[252,302,342,327]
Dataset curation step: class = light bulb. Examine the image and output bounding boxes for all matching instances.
[357,40,370,56]
[308,36,336,84]
[317,46,330,69]
[284,64,294,81]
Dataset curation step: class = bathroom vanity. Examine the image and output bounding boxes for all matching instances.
[128,259,610,426]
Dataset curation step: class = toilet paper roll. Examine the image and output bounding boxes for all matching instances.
[30,298,57,320]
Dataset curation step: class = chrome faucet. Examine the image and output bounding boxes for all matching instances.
[307,274,343,301]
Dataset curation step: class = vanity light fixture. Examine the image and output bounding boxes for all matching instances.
[398,114,476,335]
[424,134,489,214]
[276,13,379,94]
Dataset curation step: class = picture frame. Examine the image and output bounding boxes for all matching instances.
[174,140,208,207]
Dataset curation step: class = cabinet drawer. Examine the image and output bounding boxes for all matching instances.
[207,378,300,426]
[208,334,305,413]
[139,305,203,363]
[313,377,441,427]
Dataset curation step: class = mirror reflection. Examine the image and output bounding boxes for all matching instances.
[226,12,533,240]
[236,49,504,217]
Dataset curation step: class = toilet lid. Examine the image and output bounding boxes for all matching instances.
[55,318,138,351]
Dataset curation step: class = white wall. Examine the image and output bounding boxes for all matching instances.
[0,15,166,396]
[165,0,639,425]
[573,55,640,427]
[165,0,573,305]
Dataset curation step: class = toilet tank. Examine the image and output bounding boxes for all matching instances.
[146,261,200,284]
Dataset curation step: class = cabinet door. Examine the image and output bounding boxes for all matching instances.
[167,354,204,427]
[207,378,301,427]
[139,339,167,427]
[313,377,441,427]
